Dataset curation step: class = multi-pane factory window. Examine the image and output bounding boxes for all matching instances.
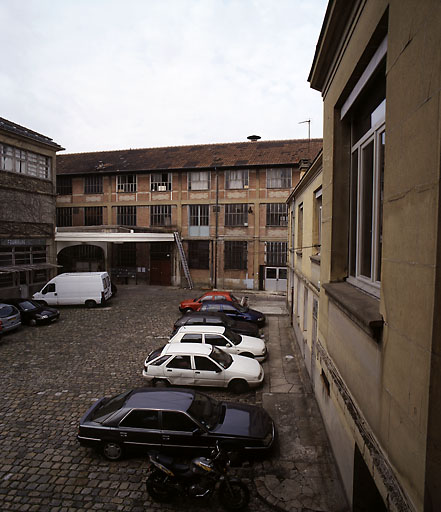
[188,171,210,190]
[266,203,288,226]
[56,207,73,227]
[224,241,247,270]
[0,143,52,180]
[225,204,248,226]
[151,205,171,226]
[84,175,103,194]
[117,206,137,226]
[266,168,292,189]
[151,172,172,191]
[56,176,72,195]
[265,242,287,266]
[115,242,137,267]
[188,240,210,269]
[117,174,137,193]
[84,207,103,226]
[225,170,249,189]
[189,205,209,226]
[0,245,46,266]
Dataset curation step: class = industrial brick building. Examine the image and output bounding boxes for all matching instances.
[55,138,321,291]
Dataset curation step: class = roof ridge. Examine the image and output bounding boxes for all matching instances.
[61,138,323,156]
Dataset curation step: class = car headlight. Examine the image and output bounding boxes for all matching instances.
[263,431,273,446]
[258,316,263,321]
[36,314,48,319]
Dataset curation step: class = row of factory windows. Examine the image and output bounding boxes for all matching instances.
[56,168,292,195]
[56,203,288,228]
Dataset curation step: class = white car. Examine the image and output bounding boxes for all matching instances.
[142,343,264,393]
[169,325,267,362]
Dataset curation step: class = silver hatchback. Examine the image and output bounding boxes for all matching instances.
[0,303,21,335]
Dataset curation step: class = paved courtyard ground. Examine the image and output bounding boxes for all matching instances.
[0,286,274,512]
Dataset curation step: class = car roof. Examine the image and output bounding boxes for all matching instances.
[179,311,227,319]
[200,300,236,306]
[176,325,226,334]
[163,343,213,356]
[124,388,196,411]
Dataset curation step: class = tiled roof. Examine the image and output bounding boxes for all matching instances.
[0,117,64,150]
[57,139,323,175]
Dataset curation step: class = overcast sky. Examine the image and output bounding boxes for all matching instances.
[1,0,327,154]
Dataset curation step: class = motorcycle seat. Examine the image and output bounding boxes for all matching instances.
[153,452,190,475]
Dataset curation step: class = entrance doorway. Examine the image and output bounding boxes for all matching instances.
[58,245,105,273]
[150,242,172,286]
[264,267,287,292]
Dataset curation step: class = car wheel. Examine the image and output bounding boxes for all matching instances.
[239,352,254,359]
[85,300,97,308]
[29,319,37,327]
[183,308,193,313]
[228,379,249,394]
[153,379,169,388]
[102,442,123,461]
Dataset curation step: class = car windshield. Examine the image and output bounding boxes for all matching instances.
[0,305,16,317]
[223,328,241,345]
[17,300,39,311]
[188,392,221,430]
[90,390,132,423]
[210,346,233,369]
[233,303,248,313]
[146,346,166,363]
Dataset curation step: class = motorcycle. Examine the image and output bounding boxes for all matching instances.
[145,442,250,510]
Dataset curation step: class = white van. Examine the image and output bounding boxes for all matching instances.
[33,272,112,307]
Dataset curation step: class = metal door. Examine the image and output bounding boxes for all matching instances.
[264,267,287,292]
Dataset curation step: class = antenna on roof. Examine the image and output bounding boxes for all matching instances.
[299,119,311,141]
[247,135,261,142]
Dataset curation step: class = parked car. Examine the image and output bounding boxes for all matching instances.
[77,387,275,461]
[142,343,264,392]
[173,311,260,338]
[33,272,112,307]
[169,325,267,361]
[2,298,60,326]
[198,300,265,327]
[0,303,21,335]
[179,291,245,313]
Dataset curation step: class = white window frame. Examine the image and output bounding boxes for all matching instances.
[117,174,137,193]
[188,171,210,190]
[266,168,292,189]
[225,170,249,190]
[303,286,308,331]
[347,118,385,297]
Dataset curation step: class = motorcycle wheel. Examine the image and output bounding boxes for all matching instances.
[145,472,174,503]
[218,480,250,511]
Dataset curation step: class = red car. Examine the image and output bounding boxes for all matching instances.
[179,291,243,313]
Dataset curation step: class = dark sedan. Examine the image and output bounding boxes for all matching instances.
[172,311,260,338]
[198,300,266,327]
[77,388,275,461]
[2,298,59,326]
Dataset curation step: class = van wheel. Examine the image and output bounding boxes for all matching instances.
[228,379,249,394]
[85,300,97,308]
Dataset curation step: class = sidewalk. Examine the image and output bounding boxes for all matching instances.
[249,295,348,512]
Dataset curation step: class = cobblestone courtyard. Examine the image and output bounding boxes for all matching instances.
[0,286,275,512]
